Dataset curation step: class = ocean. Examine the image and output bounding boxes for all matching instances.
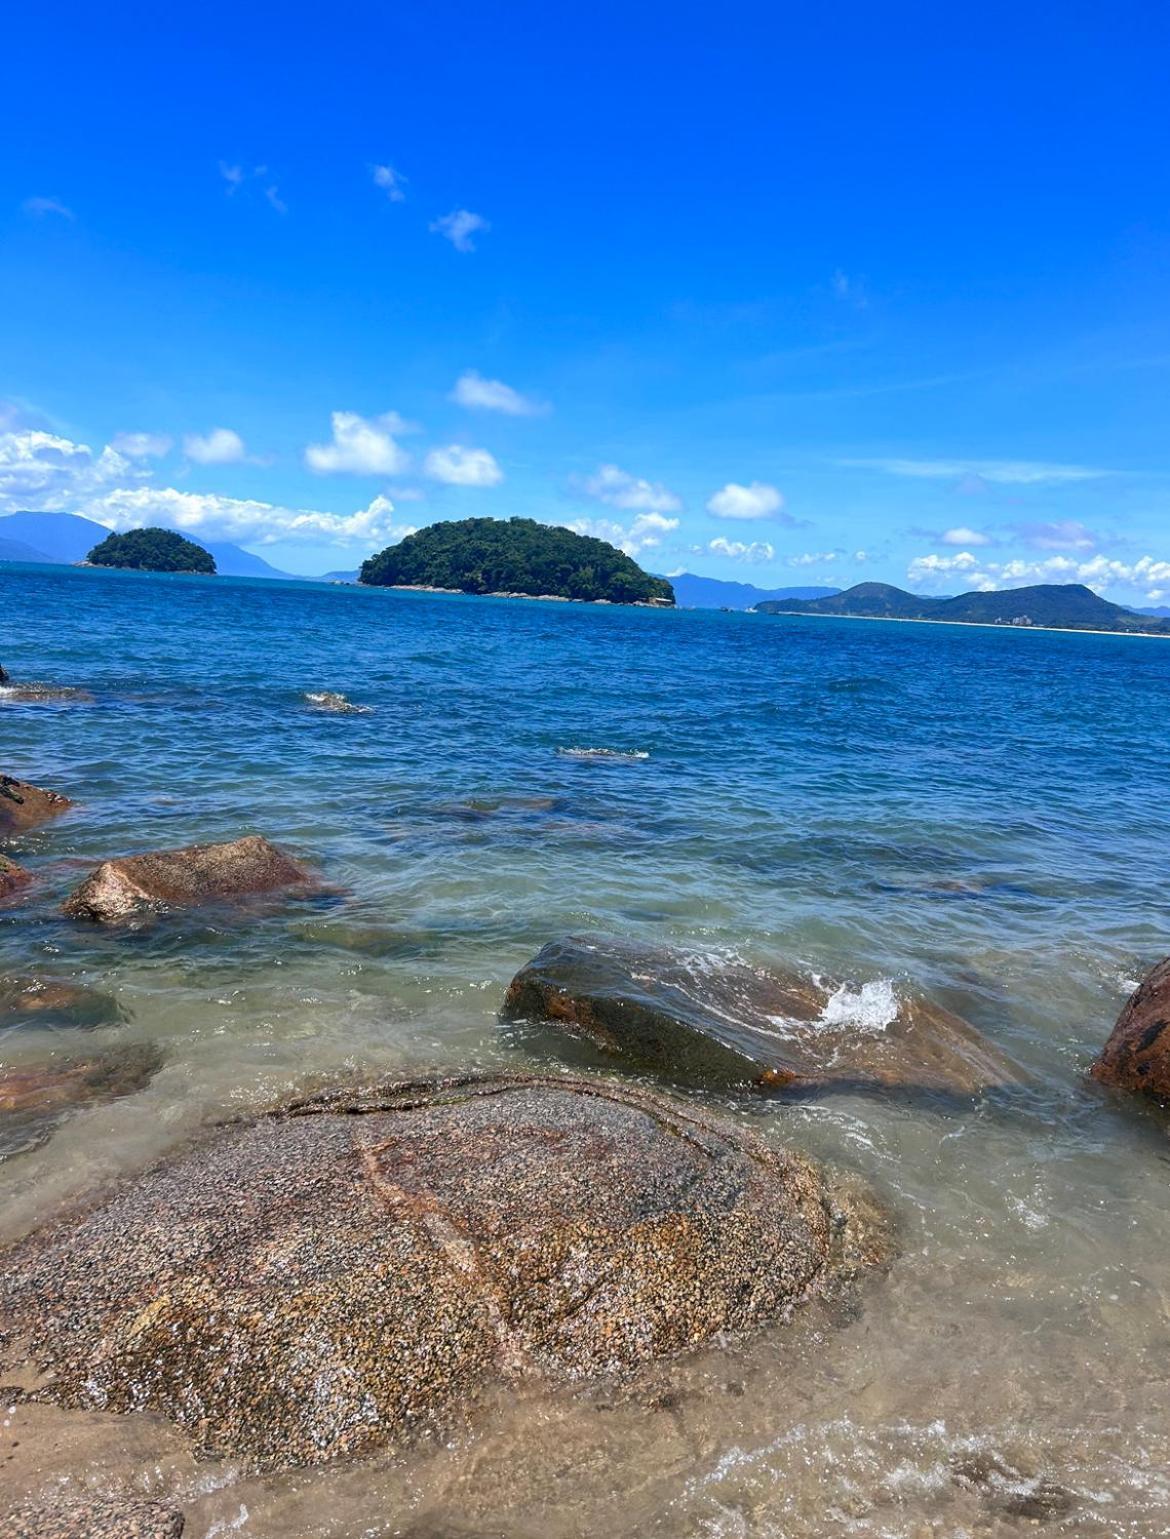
[3,559,1170,1536]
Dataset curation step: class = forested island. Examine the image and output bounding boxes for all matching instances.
[86,527,217,575]
[755,582,1170,635]
[359,517,675,605]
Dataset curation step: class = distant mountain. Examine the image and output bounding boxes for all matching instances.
[756,582,1170,635]
[1136,606,1170,618]
[0,534,56,564]
[319,569,360,583]
[667,573,840,609]
[0,511,290,579]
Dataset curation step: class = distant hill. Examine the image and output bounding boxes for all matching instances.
[320,569,360,583]
[0,512,290,579]
[756,582,1170,635]
[0,534,56,564]
[360,517,675,606]
[88,527,217,575]
[667,573,840,609]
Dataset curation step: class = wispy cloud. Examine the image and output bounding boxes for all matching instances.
[184,427,248,466]
[219,161,286,213]
[941,526,991,547]
[831,268,868,308]
[423,444,503,487]
[450,370,548,417]
[562,511,678,559]
[305,411,415,476]
[908,549,1170,598]
[22,196,75,220]
[372,163,407,202]
[844,457,1112,485]
[706,481,787,521]
[111,432,173,460]
[430,209,489,253]
[1010,520,1098,552]
[583,464,681,514]
[708,536,774,563]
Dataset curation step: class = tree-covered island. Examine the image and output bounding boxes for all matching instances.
[86,527,217,575]
[359,517,675,605]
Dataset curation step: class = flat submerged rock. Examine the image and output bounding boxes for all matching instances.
[502,934,1026,1097]
[0,774,74,833]
[0,1072,888,1473]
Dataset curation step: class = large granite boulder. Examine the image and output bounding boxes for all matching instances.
[0,774,73,833]
[0,1072,888,1473]
[62,835,315,922]
[0,853,32,900]
[502,935,1024,1097]
[0,1044,162,1160]
[1091,958,1170,1100]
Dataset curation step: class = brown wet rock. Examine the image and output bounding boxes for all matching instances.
[1091,958,1170,1100]
[0,662,8,683]
[0,976,127,1032]
[0,1044,162,1159]
[62,834,316,922]
[6,1495,184,1539]
[501,935,1026,1097]
[0,1071,888,1473]
[0,855,32,900]
[0,683,94,705]
[0,775,73,834]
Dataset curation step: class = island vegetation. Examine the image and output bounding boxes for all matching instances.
[755,582,1170,635]
[87,527,217,575]
[359,517,675,606]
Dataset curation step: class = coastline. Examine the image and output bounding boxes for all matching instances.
[378,582,673,608]
[754,608,1170,640]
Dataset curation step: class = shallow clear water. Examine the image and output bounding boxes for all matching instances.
[2,561,1169,1536]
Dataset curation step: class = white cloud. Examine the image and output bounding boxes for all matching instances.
[23,196,74,220]
[845,457,1111,485]
[423,444,503,487]
[831,269,867,307]
[372,164,406,202]
[450,370,547,416]
[563,511,679,559]
[708,536,775,564]
[942,526,990,546]
[0,430,143,508]
[583,463,681,514]
[85,487,413,549]
[184,427,247,465]
[787,551,838,567]
[430,209,489,253]
[907,549,1170,597]
[219,162,245,193]
[706,481,785,521]
[219,162,285,213]
[305,411,414,475]
[265,185,288,215]
[111,432,172,460]
[1011,520,1097,552]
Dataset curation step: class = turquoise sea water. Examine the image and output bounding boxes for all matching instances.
[3,560,1170,1536]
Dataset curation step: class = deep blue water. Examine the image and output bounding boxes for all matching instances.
[3,559,1170,1535]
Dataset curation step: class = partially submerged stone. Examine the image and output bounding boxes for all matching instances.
[0,853,32,899]
[0,683,94,704]
[0,1044,162,1159]
[0,975,126,1032]
[0,775,73,833]
[7,1496,184,1539]
[502,935,1024,1097]
[1091,958,1170,1100]
[304,690,371,714]
[0,1072,888,1472]
[62,835,315,922]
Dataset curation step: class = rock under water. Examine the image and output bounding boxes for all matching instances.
[0,774,73,833]
[0,853,32,900]
[502,934,1026,1097]
[7,1495,185,1539]
[61,834,316,922]
[0,975,127,1032]
[0,1071,888,1473]
[1091,957,1170,1100]
[0,1043,163,1160]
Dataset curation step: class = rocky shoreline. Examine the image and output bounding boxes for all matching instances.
[1,653,1167,1534]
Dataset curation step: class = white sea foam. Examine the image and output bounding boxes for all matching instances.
[820,979,900,1034]
[556,746,649,762]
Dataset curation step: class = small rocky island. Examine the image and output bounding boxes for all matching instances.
[86,526,217,575]
[359,517,675,605]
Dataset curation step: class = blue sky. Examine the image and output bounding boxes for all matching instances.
[3,1,1169,595]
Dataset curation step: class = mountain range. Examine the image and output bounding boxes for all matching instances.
[0,511,293,580]
[755,581,1170,634]
[665,574,840,609]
